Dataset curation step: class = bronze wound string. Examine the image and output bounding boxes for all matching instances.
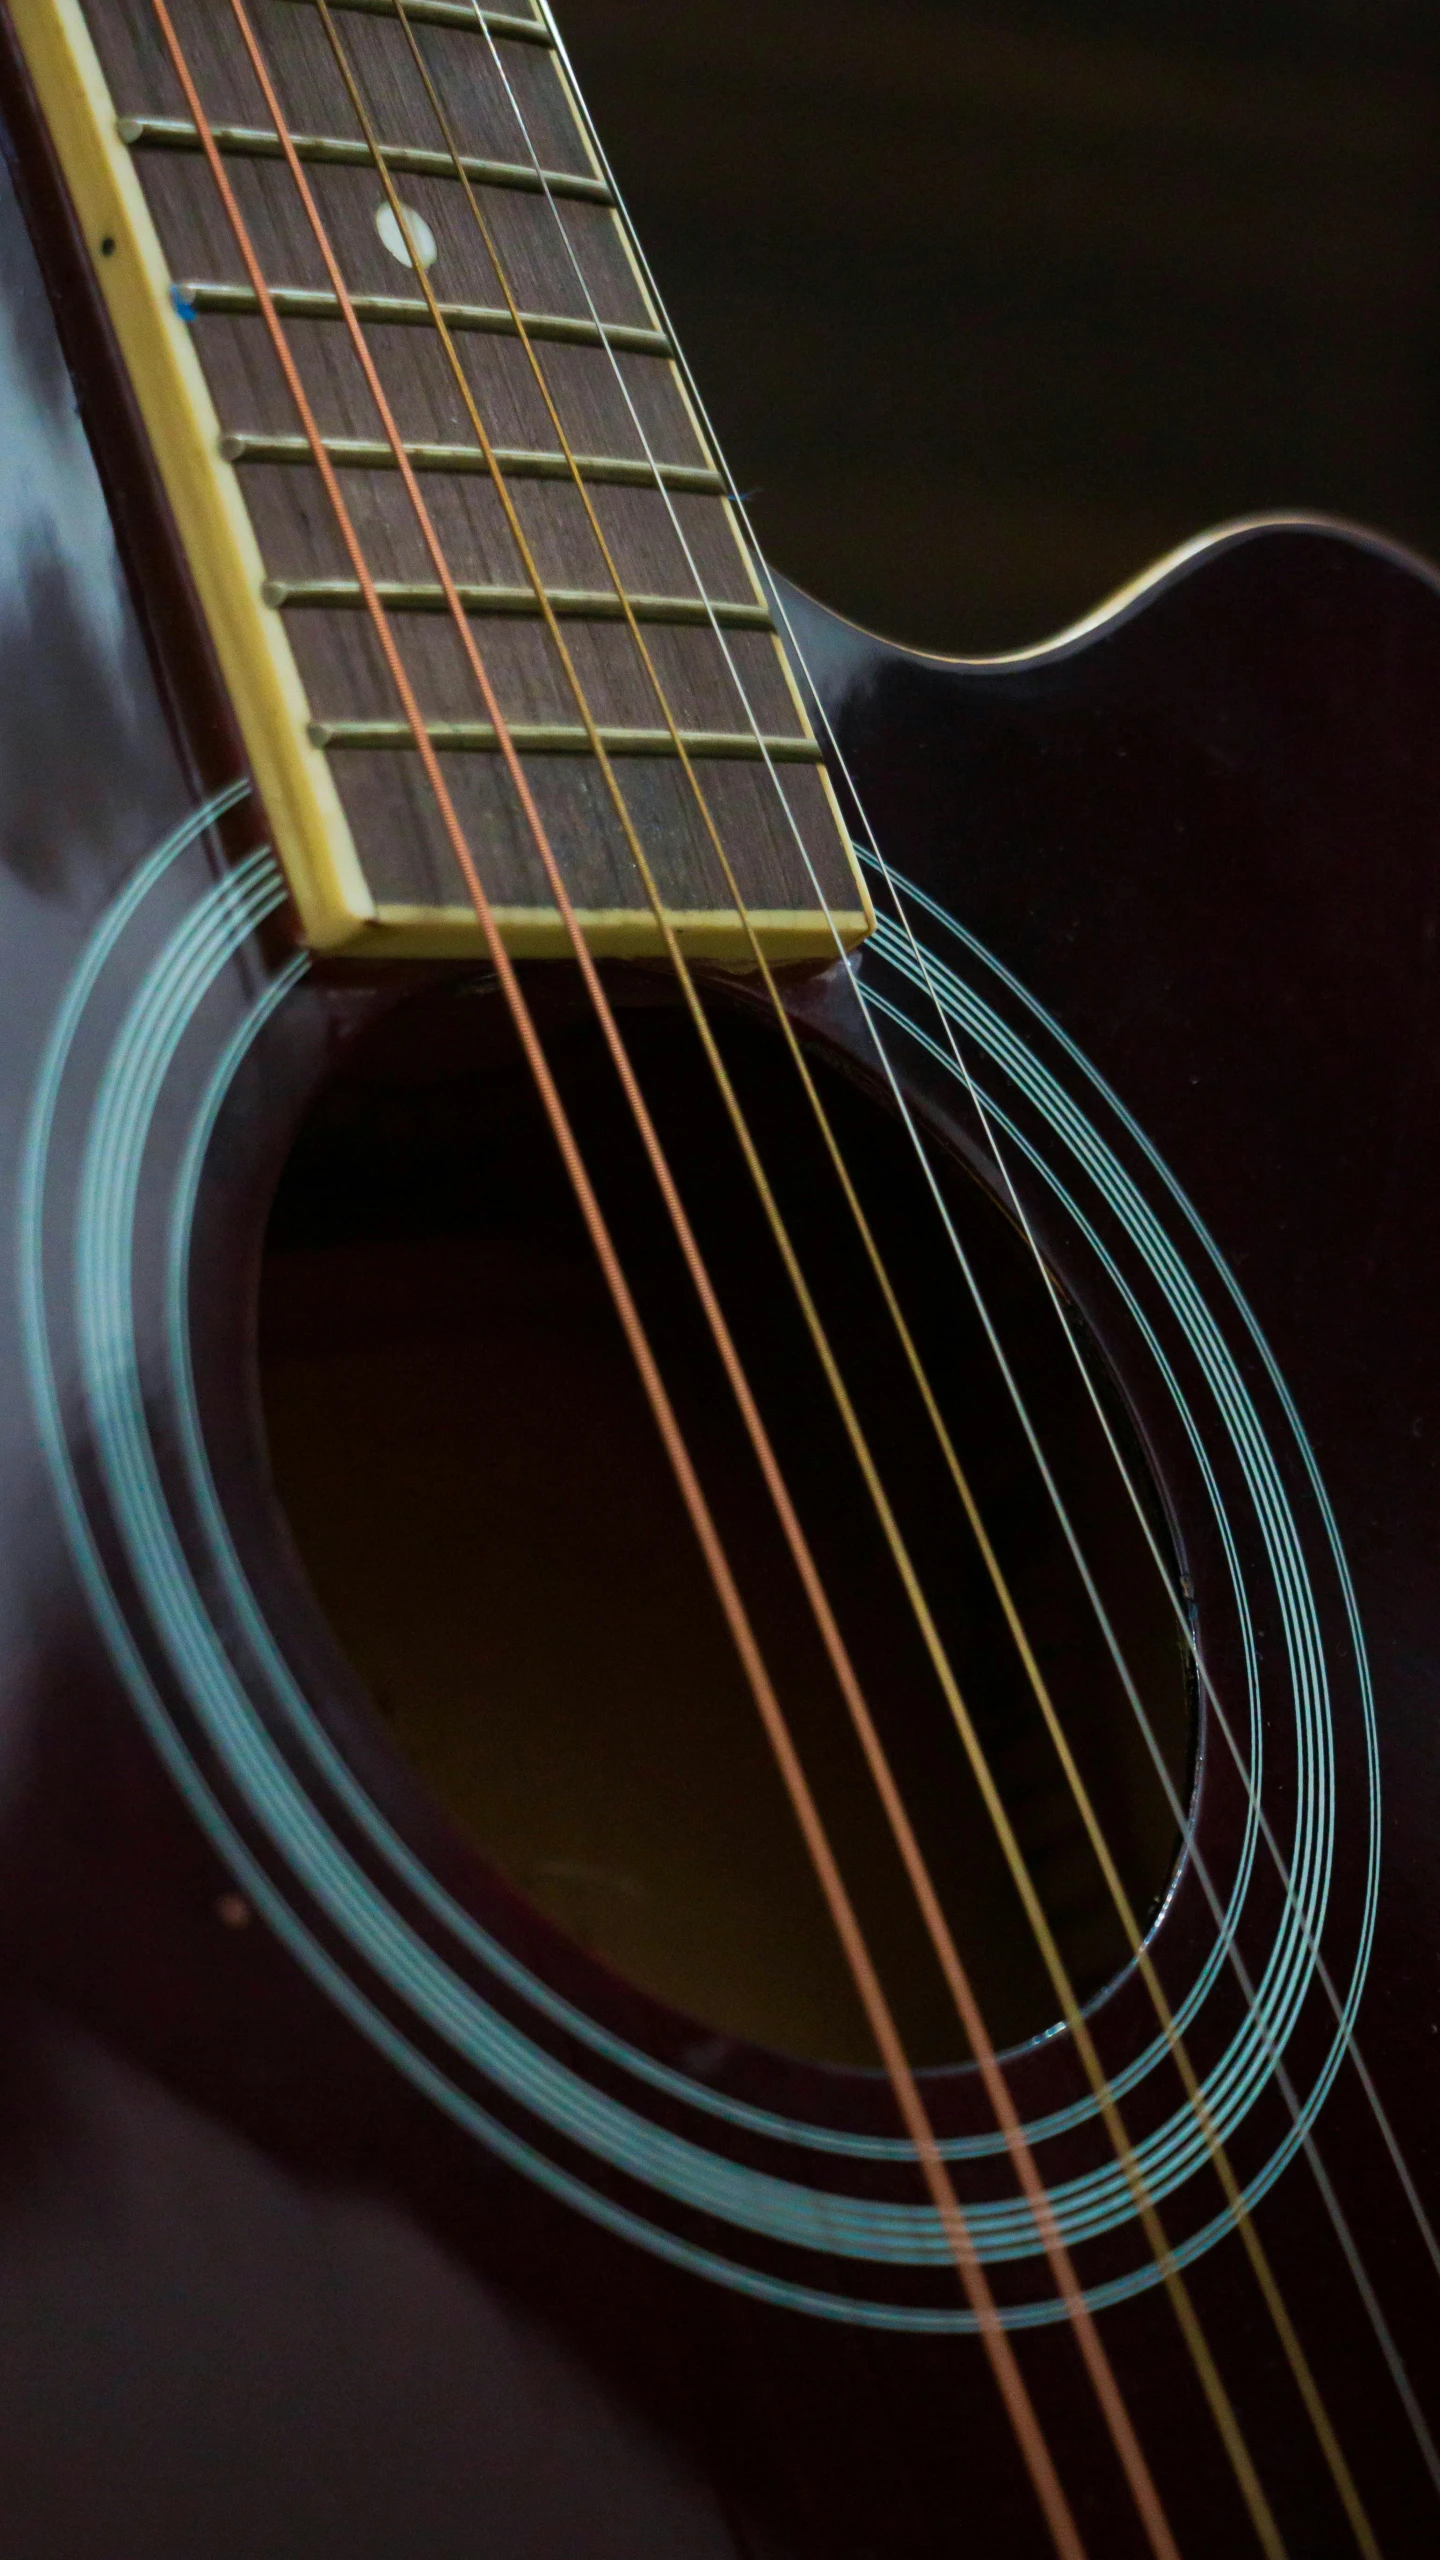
[239,10,1183,2541]
[147,9,1097,2550]
[167,0,1393,2539]
[510,88,1401,2533]
[309,2,1389,2543]
[580,89,1440,2357]
[522,0,1437,2521]
[582,91,1435,2475]
[154,0,1393,2539]
[503,17,1419,2547]
[438,8,1390,2546]
[299,13,1296,2549]
[252,4,1375,2542]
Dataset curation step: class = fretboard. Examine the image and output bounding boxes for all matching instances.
[13,0,871,961]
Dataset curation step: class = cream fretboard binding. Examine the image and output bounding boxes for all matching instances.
[13,0,872,960]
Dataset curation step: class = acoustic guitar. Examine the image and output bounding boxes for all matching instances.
[0,3,1435,2552]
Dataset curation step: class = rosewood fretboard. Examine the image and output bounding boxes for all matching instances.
[16,0,870,959]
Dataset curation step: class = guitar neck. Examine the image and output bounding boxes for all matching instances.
[9,0,871,960]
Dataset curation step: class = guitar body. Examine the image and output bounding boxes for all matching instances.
[1,24,1437,2559]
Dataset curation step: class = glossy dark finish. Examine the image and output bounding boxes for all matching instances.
[1,25,1439,2558]
[553,0,1440,656]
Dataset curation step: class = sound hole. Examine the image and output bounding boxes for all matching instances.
[258,978,1193,2069]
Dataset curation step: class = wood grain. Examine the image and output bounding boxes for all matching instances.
[78,0,863,934]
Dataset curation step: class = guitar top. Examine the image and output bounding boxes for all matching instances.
[0,5,1436,2555]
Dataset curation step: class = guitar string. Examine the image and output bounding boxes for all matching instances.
[443,7,1400,2542]
[521,0,1440,2460]
[164,12,1217,2554]
[442,38,1385,2553]
[850,860,1440,2504]
[256,4,1382,2541]
[150,8,1092,2551]
[517,78,1440,2523]
[148,0,1363,2539]
[526,18,1440,2511]
[498,0,1436,2518]
[561,65,1440,2311]
[299,9,1299,2549]
[354,17,1391,2553]
[561,102,1440,2475]
[151,0,1393,2519]
[210,10,1181,2549]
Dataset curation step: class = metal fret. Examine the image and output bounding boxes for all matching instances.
[219,432,725,495]
[276,0,554,41]
[182,281,670,357]
[6,0,869,959]
[117,116,611,207]
[265,577,772,628]
[308,720,823,760]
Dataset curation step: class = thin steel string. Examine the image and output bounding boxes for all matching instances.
[840,859,1440,2510]
[422,11,1384,2545]
[856,855,1440,2504]
[519,0,1439,2503]
[324,9,1366,2543]
[622,371,1439,2493]
[162,0,1383,2539]
[516,6,1383,2124]
[303,17,1300,2554]
[148,9,1089,2549]
[262,14,1183,2547]
[459,0,1360,2326]
[493,19,1407,2536]
[573,87,1440,2323]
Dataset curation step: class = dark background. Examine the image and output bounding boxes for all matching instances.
[555,0,1440,653]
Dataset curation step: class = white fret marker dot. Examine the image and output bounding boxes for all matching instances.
[375,200,437,272]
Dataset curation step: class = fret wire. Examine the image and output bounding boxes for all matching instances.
[324,0,823,929]
[264,575,771,626]
[290,0,823,909]
[117,115,611,205]
[181,280,669,355]
[219,431,724,492]
[275,0,553,40]
[307,719,821,757]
